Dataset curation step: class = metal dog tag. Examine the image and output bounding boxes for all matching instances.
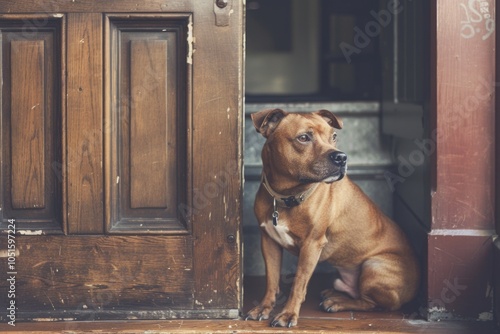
[272,198,279,226]
[272,211,279,226]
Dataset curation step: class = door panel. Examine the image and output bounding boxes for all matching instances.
[129,40,171,210]
[13,236,194,314]
[11,40,46,209]
[0,0,243,321]
[0,17,62,232]
[106,15,190,234]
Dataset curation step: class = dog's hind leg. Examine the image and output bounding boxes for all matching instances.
[320,258,407,312]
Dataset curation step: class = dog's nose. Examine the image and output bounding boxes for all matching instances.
[330,151,347,167]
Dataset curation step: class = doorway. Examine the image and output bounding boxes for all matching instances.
[243,0,498,323]
[242,0,429,319]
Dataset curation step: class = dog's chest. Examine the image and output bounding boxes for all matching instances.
[260,218,296,249]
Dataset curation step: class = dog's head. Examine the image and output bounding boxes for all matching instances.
[251,108,347,184]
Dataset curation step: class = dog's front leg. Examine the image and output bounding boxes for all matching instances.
[271,237,326,328]
[245,231,283,321]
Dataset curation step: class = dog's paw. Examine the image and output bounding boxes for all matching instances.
[320,292,353,313]
[320,297,342,313]
[270,311,298,328]
[244,304,273,321]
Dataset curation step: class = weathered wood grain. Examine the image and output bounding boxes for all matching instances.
[105,16,189,233]
[0,236,194,311]
[0,18,63,229]
[191,1,243,310]
[0,0,194,13]
[66,13,103,234]
[0,1,243,319]
[130,40,169,209]
[432,0,495,230]
[0,314,498,333]
[10,40,45,209]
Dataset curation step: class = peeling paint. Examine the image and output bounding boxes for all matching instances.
[18,230,43,235]
[428,306,446,313]
[186,16,194,64]
[33,318,76,322]
[0,249,19,257]
[478,311,493,321]
[428,306,454,321]
[430,229,495,236]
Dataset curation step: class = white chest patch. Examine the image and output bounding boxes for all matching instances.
[260,219,295,249]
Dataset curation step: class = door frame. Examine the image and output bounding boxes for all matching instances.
[428,0,496,321]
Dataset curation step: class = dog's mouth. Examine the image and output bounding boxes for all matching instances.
[299,165,347,184]
[322,166,347,184]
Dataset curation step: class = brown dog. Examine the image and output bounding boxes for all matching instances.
[245,108,420,327]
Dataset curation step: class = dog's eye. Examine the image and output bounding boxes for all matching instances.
[332,133,338,142]
[297,134,311,143]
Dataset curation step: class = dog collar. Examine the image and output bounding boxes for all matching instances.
[261,173,319,209]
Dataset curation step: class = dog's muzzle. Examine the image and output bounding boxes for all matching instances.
[325,150,347,182]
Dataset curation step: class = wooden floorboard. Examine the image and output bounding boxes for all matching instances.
[0,318,498,334]
[1,275,497,333]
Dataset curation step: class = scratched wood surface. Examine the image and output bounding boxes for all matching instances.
[431,0,496,231]
[129,40,170,209]
[0,236,194,311]
[0,0,243,319]
[0,0,194,13]
[191,0,243,311]
[10,41,45,209]
[105,16,190,233]
[0,19,62,228]
[66,13,104,234]
[427,0,497,321]
[1,319,498,334]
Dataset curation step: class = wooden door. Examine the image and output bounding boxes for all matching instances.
[0,1,243,321]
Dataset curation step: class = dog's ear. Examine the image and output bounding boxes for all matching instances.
[251,108,288,138]
[316,109,343,129]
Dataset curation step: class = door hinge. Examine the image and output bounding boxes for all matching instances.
[214,0,233,27]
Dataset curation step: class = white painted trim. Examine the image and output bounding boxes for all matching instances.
[429,229,496,237]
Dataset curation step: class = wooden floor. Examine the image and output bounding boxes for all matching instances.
[0,318,498,334]
[1,275,498,333]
